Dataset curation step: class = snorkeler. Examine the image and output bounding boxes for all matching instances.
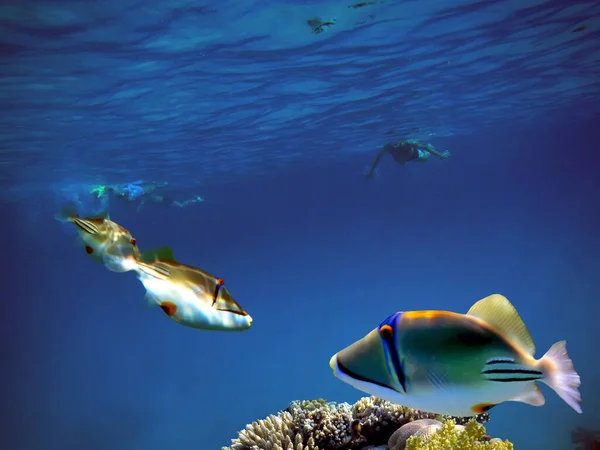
[365,139,451,179]
[135,193,204,212]
[91,180,168,201]
[90,180,203,211]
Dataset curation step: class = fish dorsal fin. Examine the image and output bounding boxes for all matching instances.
[467,294,535,355]
[140,246,176,264]
[91,209,110,220]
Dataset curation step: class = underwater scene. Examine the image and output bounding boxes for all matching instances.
[1,0,599,449]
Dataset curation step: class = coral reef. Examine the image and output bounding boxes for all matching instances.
[221,396,507,450]
[572,427,600,450]
[388,419,442,450]
[405,419,513,450]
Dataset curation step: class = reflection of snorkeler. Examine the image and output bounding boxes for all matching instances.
[365,139,451,179]
[91,180,204,212]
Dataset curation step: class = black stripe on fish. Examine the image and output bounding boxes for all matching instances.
[336,359,399,392]
[153,264,171,278]
[483,366,543,383]
[378,313,407,393]
[482,368,543,376]
[216,307,249,316]
[485,357,515,365]
[73,218,98,235]
[138,263,171,279]
[487,377,542,382]
[212,278,225,307]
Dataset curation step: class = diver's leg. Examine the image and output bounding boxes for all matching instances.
[178,195,204,208]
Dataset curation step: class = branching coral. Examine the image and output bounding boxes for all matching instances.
[222,396,506,450]
[405,419,513,450]
[223,398,352,450]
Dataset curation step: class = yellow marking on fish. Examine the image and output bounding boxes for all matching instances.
[402,310,459,321]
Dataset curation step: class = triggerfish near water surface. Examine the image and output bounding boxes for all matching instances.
[330,294,582,417]
[56,206,141,273]
[133,247,253,331]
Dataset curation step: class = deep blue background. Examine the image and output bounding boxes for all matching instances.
[2,118,598,449]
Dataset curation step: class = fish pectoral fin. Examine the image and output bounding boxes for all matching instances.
[55,201,79,223]
[426,368,450,391]
[510,383,546,406]
[140,246,177,263]
[467,294,536,356]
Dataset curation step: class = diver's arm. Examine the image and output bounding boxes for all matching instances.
[424,144,450,160]
[365,147,390,178]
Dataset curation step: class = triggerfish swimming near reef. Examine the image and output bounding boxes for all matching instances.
[329,294,582,417]
[133,247,253,331]
[56,205,141,273]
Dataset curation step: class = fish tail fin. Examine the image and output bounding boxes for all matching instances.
[54,201,79,223]
[540,340,582,413]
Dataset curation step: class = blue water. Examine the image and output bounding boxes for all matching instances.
[2,1,599,449]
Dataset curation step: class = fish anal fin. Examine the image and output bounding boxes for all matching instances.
[140,246,176,263]
[467,294,535,355]
[144,292,159,308]
[511,383,546,406]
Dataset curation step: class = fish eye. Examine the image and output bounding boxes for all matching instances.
[130,238,137,246]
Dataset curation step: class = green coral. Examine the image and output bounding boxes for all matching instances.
[406,419,513,450]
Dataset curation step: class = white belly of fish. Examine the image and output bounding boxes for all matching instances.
[390,382,530,417]
[82,236,137,273]
[102,251,138,272]
[335,358,534,417]
[137,273,250,331]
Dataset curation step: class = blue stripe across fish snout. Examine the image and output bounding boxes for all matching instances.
[378,312,407,393]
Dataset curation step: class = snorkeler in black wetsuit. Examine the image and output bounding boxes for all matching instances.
[365,139,451,179]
